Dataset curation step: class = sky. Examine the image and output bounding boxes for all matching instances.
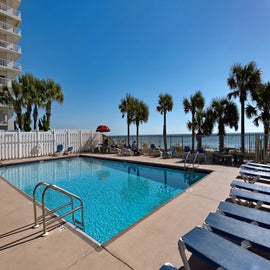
[19,0,270,135]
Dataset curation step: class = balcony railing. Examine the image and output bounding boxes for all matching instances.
[0,20,21,36]
[0,2,21,20]
[0,77,11,85]
[0,39,21,54]
[0,58,22,71]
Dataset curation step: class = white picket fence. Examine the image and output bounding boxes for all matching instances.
[0,130,102,160]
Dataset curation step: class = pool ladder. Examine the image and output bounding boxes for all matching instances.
[184,151,200,170]
[32,182,84,236]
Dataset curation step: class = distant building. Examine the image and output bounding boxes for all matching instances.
[0,0,22,130]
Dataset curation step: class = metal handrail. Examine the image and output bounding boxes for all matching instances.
[33,182,84,236]
[193,151,200,168]
[184,151,192,170]
[184,151,201,170]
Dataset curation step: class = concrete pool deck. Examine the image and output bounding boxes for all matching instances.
[0,153,240,270]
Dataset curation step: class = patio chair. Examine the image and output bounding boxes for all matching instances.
[231,179,270,195]
[110,144,121,154]
[178,226,270,270]
[240,168,270,183]
[118,146,133,156]
[64,146,73,155]
[217,201,270,229]
[161,148,176,159]
[182,146,191,161]
[194,147,207,163]
[230,188,270,208]
[53,144,63,156]
[204,212,270,254]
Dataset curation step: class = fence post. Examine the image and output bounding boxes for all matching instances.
[53,130,56,152]
[79,130,82,152]
[67,129,70,149]
[17,130,22,158]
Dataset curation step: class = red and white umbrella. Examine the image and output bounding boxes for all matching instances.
[96,125,110,132]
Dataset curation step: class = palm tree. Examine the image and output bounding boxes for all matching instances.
[32,78,44,130]
[19,73,37,131]
[119,93,136,146]
[0,80,24,130]
[246,82,270,155]
[133,99,149,147]
[156,93,173,151]
[192,109,208,149]
[227,61,261,152]
[41,79,64,130]
[183,91,205,152]
[206,98,239,152]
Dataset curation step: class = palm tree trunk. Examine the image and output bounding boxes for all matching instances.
[163,112,167,151]
[127,121,130,146]
[17,113,22,130]
[218,134,225,152]
[191,114,195,152]
[240,100,245,152]
[33,105,38,130]
[46,101,52,129]
[136,124,139,148]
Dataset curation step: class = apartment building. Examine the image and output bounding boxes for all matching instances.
[0,0,21,130]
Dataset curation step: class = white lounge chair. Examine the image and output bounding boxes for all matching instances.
[161,148,176,159]
[119,148,133,156]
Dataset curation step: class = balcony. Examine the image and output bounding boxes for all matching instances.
[0,76,11,86]
[0,20,21,42]
[0,2,21,22]
[0,39,21,59]
[0,39,22,60]
[10,0,21,10]
[0,57,22,76]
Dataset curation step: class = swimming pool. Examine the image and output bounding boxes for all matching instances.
[0,157,207,243]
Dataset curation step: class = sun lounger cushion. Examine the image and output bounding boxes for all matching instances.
[179,226,270,270]
[231,179,270,194]
[205,212,270,253]
[218,201,270,229]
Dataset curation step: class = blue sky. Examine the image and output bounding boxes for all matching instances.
[19,0,270,135]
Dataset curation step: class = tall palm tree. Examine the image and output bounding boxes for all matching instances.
[41,79,64,130]
[206,98,239,152]
[19,73,37,131]
[246,82,270,154]
[156,93,173,151]
[32,78,44,130]
[183,91,205,152]
[133,99,149,147]
[0,80,24,130]
[119,93,136,146]
[191,109,208,149]
[227,61,261,152]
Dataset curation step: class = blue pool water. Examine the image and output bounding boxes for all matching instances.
[0,157,207,243]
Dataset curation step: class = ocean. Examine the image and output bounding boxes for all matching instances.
[111,132,268,153]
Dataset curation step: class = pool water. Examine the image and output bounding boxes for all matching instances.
[0,157,207,243]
